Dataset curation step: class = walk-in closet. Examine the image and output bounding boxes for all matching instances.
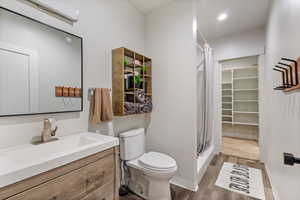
[221,56,260,160]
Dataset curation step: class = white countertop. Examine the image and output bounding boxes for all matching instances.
[0,132,119,188]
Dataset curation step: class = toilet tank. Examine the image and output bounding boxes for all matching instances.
[119,128,145,161]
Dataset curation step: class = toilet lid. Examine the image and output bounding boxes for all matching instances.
[138,152,177,171]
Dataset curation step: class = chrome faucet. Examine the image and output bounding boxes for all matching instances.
[41,118,58,143]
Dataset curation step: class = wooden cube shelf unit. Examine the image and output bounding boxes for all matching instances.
[112,47,152,116]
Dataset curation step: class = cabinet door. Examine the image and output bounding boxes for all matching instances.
[81,181,114,200]
[7,155,115,200]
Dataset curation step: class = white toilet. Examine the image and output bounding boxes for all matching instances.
[119,128,177,200]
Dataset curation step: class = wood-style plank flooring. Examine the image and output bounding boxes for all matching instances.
[120,154,274,200]
[222,137,260,161]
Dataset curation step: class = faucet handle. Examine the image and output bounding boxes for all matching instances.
[51,126,58,136]
[44,118,58,136]
[48,118,57,129]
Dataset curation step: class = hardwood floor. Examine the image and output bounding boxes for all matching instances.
[120,154,274,200]
[222,137,260,160]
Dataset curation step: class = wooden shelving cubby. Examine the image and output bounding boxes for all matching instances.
[112,47,152,116]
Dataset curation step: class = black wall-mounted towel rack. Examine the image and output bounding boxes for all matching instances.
[273,57,300,91]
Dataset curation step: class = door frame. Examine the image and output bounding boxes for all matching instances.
[214,52,265,162]
[0,41,39,113]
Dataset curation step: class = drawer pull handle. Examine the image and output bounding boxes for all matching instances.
[49,196,57,200]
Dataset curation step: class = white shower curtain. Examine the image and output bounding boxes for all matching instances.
[197,44,214,155]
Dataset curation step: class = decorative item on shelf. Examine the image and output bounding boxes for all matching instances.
[69,87,75,97]
[124,59,129,67]
[134,74,143,89]
[55,86,63,97]
[134,60,142,66]
[273,57,300,92]
[142,65,147,73]
[75,87,81,97]
[63,87,69,97]
[55,86,82,98]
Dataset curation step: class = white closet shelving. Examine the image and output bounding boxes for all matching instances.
[222,70,233,124]
[222,66,259,127]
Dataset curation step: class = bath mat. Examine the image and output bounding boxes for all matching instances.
[215,162,265,200]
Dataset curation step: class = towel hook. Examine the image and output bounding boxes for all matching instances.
[278,62,295,86]
[274,65,291,88]
[273,68,286,90]
[281,58,299,85]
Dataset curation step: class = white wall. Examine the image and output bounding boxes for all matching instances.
[145,0,199,191]
[264,0,300,199]
[211,27,266,61]
[0,0,146,149]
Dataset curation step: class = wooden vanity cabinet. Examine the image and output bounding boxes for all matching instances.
[0,147,120,200]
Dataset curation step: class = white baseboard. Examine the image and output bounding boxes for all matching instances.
[264,164,280,200]
[170,177,198,192]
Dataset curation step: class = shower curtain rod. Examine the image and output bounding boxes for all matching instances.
[196,30,211,54]
[197,30,208,47]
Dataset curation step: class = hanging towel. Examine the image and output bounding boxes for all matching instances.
[91,88,113,124]
[91,88,102,124]
[100,88,113,122]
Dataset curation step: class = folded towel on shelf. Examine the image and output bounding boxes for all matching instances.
[91,88,113,124]
[124,91,153,115]
[124,102,136,115]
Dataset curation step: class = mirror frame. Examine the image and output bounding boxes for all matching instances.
[0,6,83,117]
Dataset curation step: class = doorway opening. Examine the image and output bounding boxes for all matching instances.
[221,56,261,161]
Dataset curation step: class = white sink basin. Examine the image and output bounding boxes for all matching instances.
[0,132,119,188]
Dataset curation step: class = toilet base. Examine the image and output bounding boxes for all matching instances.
[128,167,149,199]
[127,165,176,200]
[148,176,172,200]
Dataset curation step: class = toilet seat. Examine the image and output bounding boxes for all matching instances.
[138,152,177,172]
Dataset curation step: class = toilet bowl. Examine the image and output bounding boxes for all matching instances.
[119,129,177,200]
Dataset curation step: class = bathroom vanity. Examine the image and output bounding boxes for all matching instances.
[0,133,120,200]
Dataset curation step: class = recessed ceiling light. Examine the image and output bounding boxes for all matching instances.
[217,13,228,21]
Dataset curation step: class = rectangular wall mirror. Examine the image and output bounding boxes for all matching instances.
[0,7,83,117]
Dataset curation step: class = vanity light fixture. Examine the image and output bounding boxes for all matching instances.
[217,13,228,21]
[26,0,79,22]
